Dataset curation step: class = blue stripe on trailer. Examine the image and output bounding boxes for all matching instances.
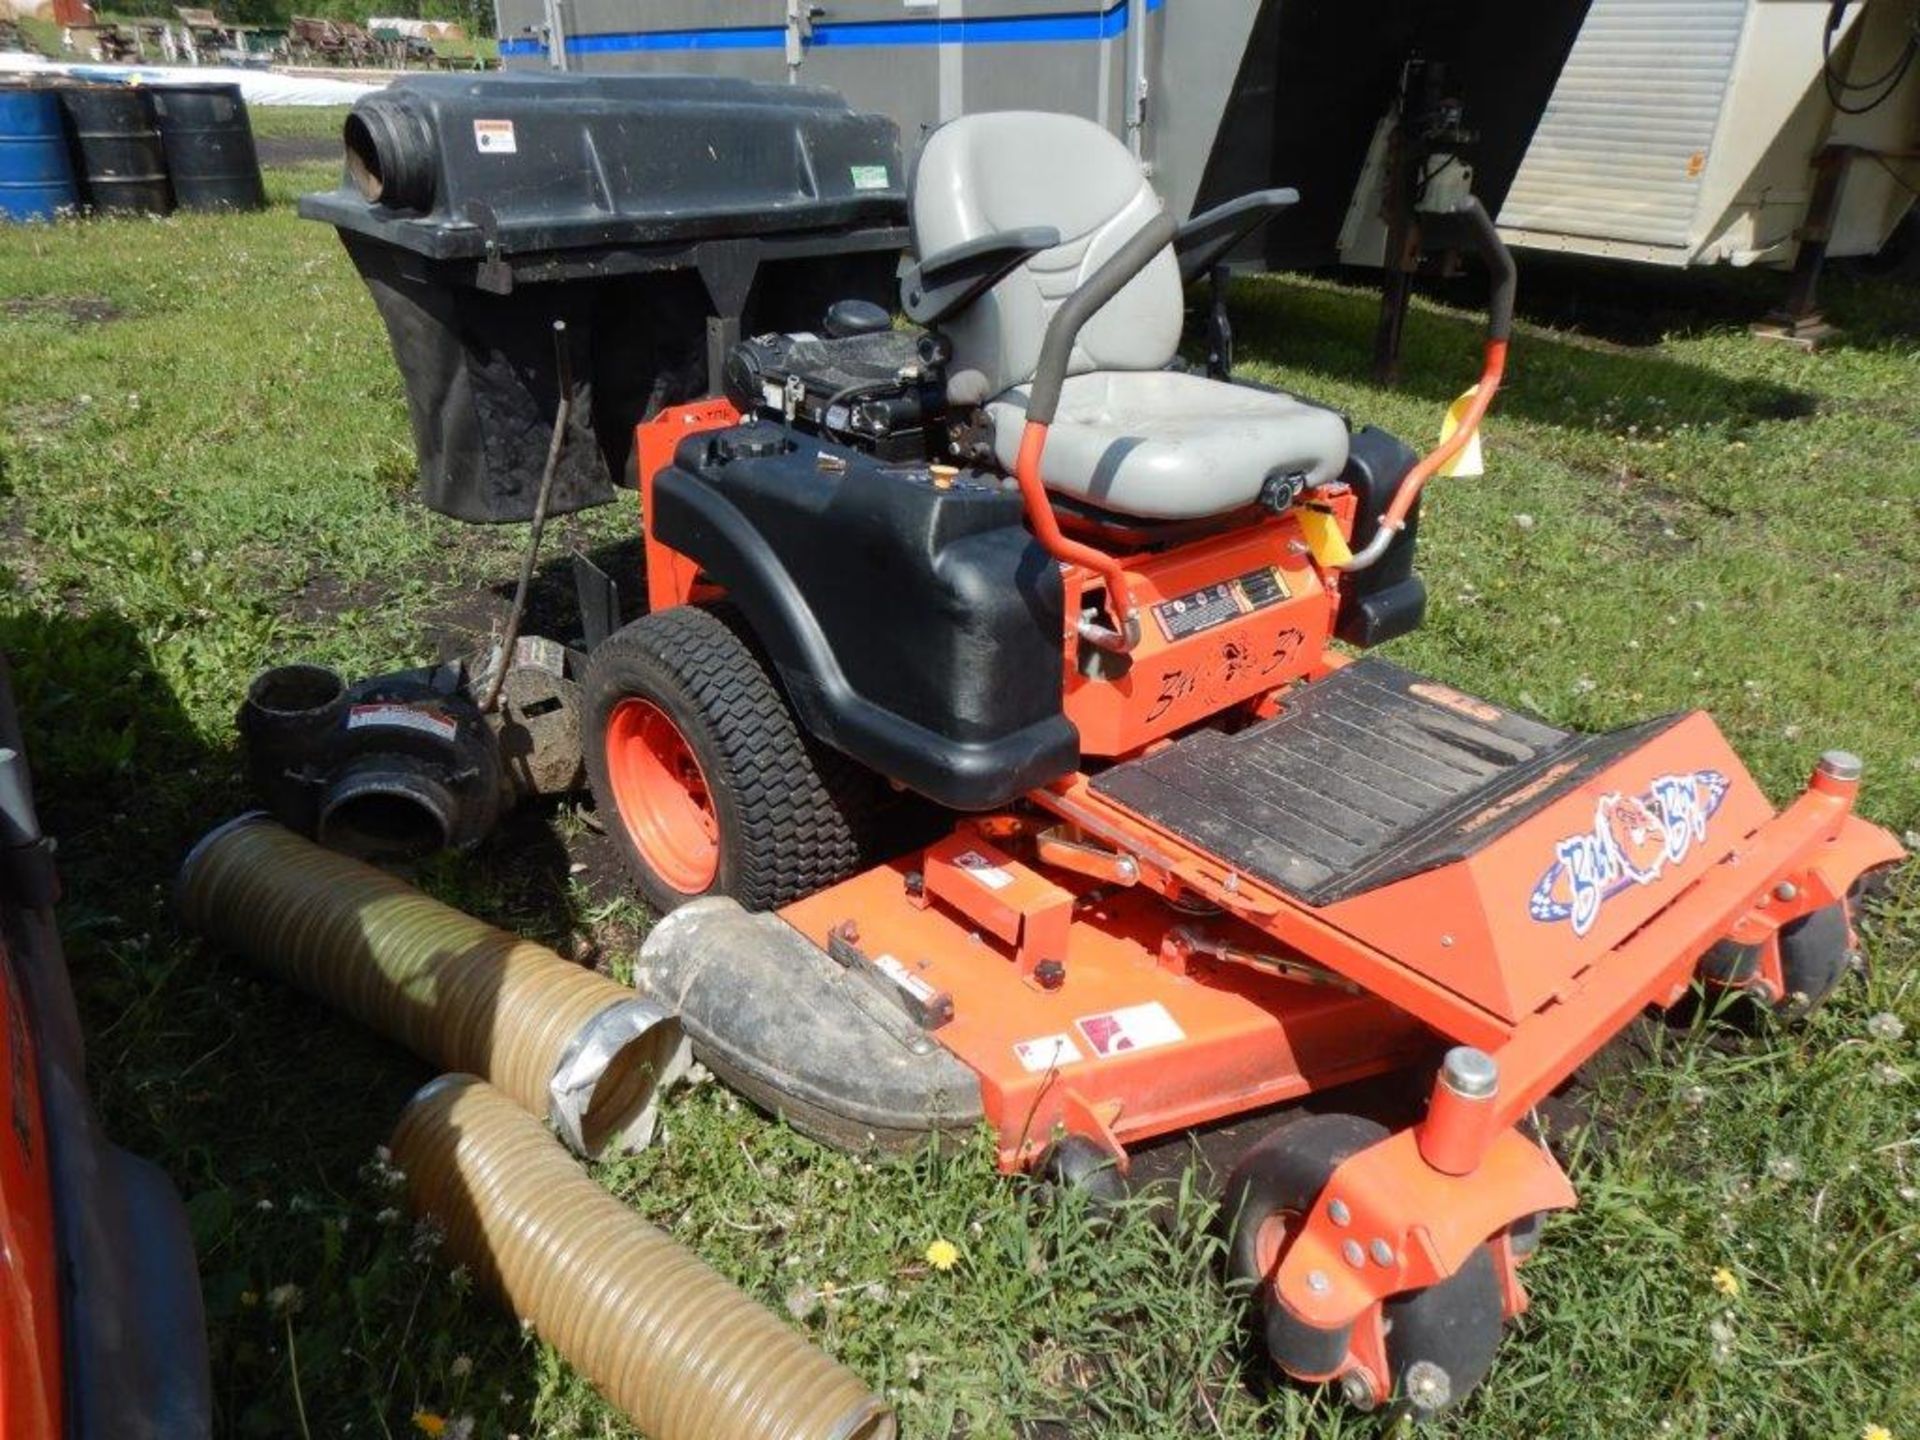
[500,0,1161,58]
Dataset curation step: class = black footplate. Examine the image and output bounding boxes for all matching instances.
[1091,658,1678,906]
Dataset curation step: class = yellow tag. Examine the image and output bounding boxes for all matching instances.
[1297,505,1352,567]
[1438,386,1486,478]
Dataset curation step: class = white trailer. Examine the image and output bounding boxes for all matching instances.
[1496,0,1920,274]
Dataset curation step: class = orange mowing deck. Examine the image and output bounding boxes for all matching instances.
[781,855,1433,1169]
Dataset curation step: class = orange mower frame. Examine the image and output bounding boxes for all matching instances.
[599,200,1904,1414]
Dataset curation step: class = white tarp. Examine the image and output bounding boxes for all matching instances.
[0,51,379,105]
[366,17,465,40]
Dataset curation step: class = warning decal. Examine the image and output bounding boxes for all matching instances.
[346,703,458,742]
[1012,1033,1083,1074]
[873,953,939,1005]
[473,119,517,155]
[952,850,1013,890]
[1075,1002,1185,1058]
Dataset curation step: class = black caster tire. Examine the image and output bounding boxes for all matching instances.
[1036,1135,1129,1209]
[1383,1245,1505,1419]
[1224,1114,1507,1418]
[1776,902,1853,1016]
[1224,1115,1389,1384]
[583,604,880,914]
[1697,901,1856,1022]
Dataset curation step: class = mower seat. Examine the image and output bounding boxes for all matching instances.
[909,111,1349,521]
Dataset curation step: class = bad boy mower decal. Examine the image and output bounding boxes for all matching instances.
[1529,770,1730,937]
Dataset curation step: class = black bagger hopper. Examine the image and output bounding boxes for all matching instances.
[300,73,909,522]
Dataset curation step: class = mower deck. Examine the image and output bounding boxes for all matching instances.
[780,855,1433,1168]
[1091,658,1669,906]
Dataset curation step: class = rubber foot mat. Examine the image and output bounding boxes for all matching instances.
[1090,658,1676,906]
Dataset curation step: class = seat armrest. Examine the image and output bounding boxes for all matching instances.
[1174,188,1298,282]
[901,225,1062,325]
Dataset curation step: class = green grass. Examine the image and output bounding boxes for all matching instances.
[0,123,1917,1439]
[249,104,353,143]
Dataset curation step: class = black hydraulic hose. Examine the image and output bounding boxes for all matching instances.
[1026,211,1180,425]
[1418,198,1515,344]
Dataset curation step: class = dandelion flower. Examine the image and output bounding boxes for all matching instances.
[924,1238,960,1272]
[1863,1425,1892,1440]
[450,1354,473,1380]
[266,1283,303,1314]
[1765,1155,1802,1183]
[1711,1267,1740,1297]
[412,1413,447,1438]
[1867,1013,1906,1042]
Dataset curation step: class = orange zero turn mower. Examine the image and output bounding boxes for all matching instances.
[578,112,1905,1417]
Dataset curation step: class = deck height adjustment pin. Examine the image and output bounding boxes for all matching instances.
[1441,1046,1499,1100]
[1817,750,1863,783]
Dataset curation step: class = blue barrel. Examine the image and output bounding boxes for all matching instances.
[0,88,79,223]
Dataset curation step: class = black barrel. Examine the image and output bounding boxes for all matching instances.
[56,83,172,216]
[151,84,265,212]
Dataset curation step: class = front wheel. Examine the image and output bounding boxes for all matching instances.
[583,604,879,914]
[1223,1114,1506,1419]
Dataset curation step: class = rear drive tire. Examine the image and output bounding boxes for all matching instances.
[584,604,878,914]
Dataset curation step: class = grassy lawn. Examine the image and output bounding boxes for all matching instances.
[1,114,1917,1440]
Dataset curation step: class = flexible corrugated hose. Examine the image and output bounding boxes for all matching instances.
[393,1075,895,1440]
[177,814,686,1156]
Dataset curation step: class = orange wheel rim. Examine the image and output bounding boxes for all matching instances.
[604,698,719,893]
[1254,1209,1300,1284]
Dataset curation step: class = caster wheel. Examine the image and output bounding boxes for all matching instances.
[1037,1134,1128,1208]
[1381,1247,1504,1419]
[1698,901,1857,1021]
[1775,902,1853,1015]
[1506,1209,1545,1259]
[1224,1114,1506,1419]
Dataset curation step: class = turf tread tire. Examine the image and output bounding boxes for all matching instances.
[584,604,879,914]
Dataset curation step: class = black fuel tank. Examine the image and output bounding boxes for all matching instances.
[651,423,1076,810]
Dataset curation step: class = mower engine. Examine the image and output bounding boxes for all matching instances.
[722,305,951,464]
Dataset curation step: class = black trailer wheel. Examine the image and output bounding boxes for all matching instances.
[583,604,879,914]
[1224,1113,1506,1418]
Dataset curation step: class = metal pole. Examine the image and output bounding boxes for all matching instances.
[482,320,573,715]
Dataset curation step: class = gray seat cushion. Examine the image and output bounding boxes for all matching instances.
[987,371,1351,521]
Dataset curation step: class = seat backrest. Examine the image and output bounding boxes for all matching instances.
[910,111,1182,404]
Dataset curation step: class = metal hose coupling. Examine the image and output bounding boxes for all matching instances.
[393,1076,896,1440]
[177,815,688,1156]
